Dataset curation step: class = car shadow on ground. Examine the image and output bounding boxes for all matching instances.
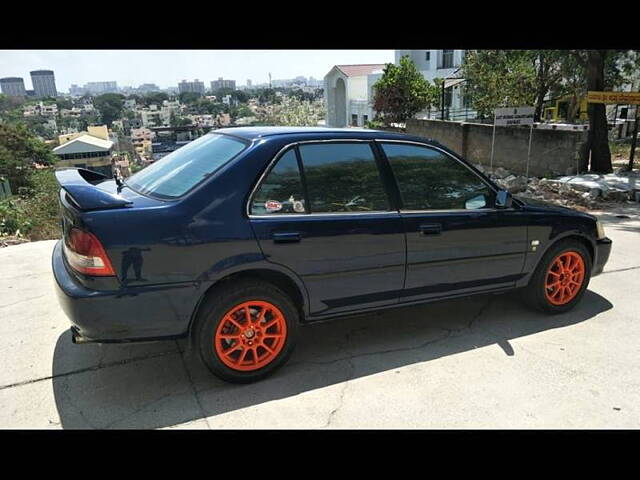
[52,290,612,429]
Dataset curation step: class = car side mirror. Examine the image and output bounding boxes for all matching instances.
[495,190,513,209]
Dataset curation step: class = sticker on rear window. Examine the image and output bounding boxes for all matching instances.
[265,200,282,212]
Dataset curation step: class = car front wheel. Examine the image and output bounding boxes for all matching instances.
[523,239,592,314]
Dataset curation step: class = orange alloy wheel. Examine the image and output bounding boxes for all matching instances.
[214,300,288,371]
[544,251,586,306]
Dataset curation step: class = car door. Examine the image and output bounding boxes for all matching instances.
[377,141,528,303]
[249,141,406,317]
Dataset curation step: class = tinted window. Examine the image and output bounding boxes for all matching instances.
[251,149,306,215]
[381,143,494,210]
[299,143,390,213]
[126,133,247,199]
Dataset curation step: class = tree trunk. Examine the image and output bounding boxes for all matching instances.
[586,50,612,173]
[533,57,547,123]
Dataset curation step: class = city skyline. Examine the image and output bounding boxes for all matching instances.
[0,50,394,92]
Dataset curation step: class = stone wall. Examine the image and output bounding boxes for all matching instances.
[403,119,589,177]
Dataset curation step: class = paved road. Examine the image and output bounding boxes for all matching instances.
[1,207,639,429]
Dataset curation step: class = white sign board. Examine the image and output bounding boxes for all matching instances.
[494,106,535,126]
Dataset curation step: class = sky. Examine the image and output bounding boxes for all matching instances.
[0,50,395,92]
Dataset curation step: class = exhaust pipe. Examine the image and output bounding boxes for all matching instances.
[70,327,91,344]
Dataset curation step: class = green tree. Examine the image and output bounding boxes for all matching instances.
[143,92,169,106]
[0,123,56,190]
[569,50,640,173]
[94,93,125,126]
[178,91,203,104]
[460,50,538,120]
[372,56,437,125]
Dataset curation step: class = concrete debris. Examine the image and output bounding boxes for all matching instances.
[0,236,30,248]
[476,164,640,211]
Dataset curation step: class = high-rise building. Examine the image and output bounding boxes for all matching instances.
[137,83,160,93]
[210,77,236,91]
[30,70,57,98]
[84,81,118,95]
[69,84,86,96]
[0,77,26,97]
[178,79,205,95]
[246,79,252,88]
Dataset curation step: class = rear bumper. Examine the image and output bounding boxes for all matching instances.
[52,240,199,343]
[592,237,612,277]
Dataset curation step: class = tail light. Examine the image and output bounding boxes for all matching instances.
[63,227,115,276]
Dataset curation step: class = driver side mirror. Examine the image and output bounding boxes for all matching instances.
[495,190,513,209]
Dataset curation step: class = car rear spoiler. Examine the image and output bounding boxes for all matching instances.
[54,168,132,211]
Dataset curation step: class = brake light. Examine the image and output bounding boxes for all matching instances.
[63,228,115,276]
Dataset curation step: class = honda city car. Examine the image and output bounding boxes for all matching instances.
[52,127,612,383]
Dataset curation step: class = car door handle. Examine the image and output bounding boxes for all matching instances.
[272,232,301,243]
[419,223,442,236]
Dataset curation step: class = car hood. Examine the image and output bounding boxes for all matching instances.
[514,195,596,220]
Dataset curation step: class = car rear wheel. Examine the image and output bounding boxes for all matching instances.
[523,239,592,314]
[194,279,299,383]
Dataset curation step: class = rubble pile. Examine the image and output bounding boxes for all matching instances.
[0,235,29,248]
[474,164,640,211]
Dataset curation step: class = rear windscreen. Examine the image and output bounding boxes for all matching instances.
[125,133,248,199]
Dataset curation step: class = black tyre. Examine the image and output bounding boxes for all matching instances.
[523,239,592,314]
[193,279,299,383]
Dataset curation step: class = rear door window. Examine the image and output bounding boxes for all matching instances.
[251,149,306,215]
[297,142,390,213]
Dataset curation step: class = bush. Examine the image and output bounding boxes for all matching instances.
[0,168,61,241]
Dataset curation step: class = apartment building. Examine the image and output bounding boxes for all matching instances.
[210,77,236,91]
[30,70,57,98]
[23,102,58,117]
[178,79,205,95]
[0,77,26,97]
[53,125,114,177]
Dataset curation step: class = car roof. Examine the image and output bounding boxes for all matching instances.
[212,126,439,145]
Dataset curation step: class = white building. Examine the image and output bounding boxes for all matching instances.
[23,102,58,117]
[324,64,385,128]
[324,50,473,127]
[395,50,472,120]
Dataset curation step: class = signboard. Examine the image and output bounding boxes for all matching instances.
[494,106,535,126]
[587,91,640,105]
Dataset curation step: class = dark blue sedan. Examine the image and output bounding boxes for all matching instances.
[52,127,612,383]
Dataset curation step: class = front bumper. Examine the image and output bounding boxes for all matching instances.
[52,240,199,343]
[592,236,612,277]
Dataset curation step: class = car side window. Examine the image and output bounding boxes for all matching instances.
[298,142,390,213]
[380,143,495,211]
[251,149,307,215]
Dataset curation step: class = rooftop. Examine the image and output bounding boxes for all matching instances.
[52,134,113,154]
[335,64,386,77]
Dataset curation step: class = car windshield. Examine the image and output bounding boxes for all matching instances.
[126,133,248,199]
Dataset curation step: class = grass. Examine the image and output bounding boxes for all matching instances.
[0,168,61,241]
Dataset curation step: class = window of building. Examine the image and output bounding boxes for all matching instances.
[380,143,494,211]
[363,115,368,125]
[442,50,454,69]
[298,143,390,213]
[251,149,306,215]
[425,51,431,62]
[351,114,359,127]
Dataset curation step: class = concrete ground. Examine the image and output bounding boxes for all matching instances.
[0,207,639,429]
